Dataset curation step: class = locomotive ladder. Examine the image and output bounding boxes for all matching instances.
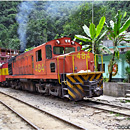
[61,74,69,98]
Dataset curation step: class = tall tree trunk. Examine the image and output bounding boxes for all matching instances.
[108,52,115,82]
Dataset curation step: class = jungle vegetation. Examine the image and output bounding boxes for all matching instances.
[0,1,130,50]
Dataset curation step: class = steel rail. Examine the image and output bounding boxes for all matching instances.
[0,91,86,130]
[85,99,130,111]
[79,100,130,117]
[0,100,40,130]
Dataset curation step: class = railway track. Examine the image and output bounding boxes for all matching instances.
[0,91,86,130]
[0,100,39,130]
[79,99,130,117]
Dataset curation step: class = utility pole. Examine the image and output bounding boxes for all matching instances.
[92,0,94,54]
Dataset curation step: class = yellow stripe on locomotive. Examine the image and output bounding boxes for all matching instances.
[2,68,9,75]
[66,72,103,101]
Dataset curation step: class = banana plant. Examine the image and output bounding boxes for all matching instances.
[105,10,130,82]
[74,16,111,70]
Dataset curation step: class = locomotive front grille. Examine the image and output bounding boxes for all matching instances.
[66,72,103,101]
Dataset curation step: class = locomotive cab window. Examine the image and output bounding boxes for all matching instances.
[36,49,42,62]
[65,47,75,54]
[46,45,52,59]
[53,47,64,55]
[77,46,80,51]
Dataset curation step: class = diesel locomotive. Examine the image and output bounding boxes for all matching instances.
[0,37,103,101]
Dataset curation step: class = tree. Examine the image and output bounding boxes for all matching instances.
[105,10,130,82]
[74,16,111,70]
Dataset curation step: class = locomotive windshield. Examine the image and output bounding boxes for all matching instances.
[53,47,64,54]
[65,47,75,53]
[53,46,75,55]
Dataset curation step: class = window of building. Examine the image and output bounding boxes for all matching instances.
[1,49,5,52]
[1,58,4,61]
[46,45,52,59]
[53,46,64,55]
[121,48,124,52]
[36,49,42,62]
[65,47,75,54]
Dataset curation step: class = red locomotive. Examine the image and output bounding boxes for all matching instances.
[0,37,103,101]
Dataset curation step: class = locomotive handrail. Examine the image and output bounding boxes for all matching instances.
[94,54,104,72]
[57,57,61,84]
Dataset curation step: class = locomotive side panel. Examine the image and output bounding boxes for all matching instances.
[33,45,46,76]
[63,51,94,73]
[46,59,58,78]
[12,50,34,75]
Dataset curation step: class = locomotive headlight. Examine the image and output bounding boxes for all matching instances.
[56,40,60,44]
[71,41,75,45]
[65,39,68,43]
[68,40,70,43]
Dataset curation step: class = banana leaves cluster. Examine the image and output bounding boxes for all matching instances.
[74,10,130,81]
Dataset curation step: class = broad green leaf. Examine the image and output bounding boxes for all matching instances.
[123,32,130,38]
[98,45,112,54]
[79,42,82,45]
[114,23,118,36]
[89,23,96,39]
[88,48,92,52]
[83,24,91,37]
[82,45,92,51]
[108,30,115,40]
[123,12,127,18]
[124,38,130,42]
[119,17,130,34]
[97,30,107,43]
[75,35,91,42]
[82,45,91,49]
[120,43,130,46]
[117,10,122,32]
[96,16,106,38]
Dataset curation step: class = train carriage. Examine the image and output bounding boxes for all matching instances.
[2,37,103,101]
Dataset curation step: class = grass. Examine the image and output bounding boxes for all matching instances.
[110,111,114,114]
[120,99,130,103]
[115,113,121,117]
[125,100,130,103]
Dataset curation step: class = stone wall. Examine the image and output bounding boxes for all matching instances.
[103,82,130,97]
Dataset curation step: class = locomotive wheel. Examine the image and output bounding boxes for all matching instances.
[49,85,62,97]
[10,81,16,89]
[16,82,22,90]
[21,82,26,90]
[36,84,49,94]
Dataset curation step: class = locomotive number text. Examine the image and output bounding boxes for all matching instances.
[35,64,44,72]
[76,52,90,59]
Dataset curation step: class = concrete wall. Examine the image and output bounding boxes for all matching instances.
[103,82,130,97]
